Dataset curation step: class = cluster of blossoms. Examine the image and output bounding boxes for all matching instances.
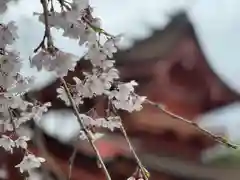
[0,0,148,179]
[0,5,50,176]
[30,0,146,134]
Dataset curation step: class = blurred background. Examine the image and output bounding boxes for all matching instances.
[1,0,240,180]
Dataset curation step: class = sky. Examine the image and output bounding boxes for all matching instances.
[1,0,240,147]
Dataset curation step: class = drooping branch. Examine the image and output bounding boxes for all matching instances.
[145,99,238,149]
[110,104,149,180]
[60,77,112,180]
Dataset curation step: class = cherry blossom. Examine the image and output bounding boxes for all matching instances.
[15,136,30,149]
[31,49,77,77]
[0,21,18,48]
[94,116,121,131]
[15,154,45,173]
[20,102,51,122]
[79,130,87,140]
[27,170,45,180]
[102,38,118,58]
[8,75,34,94]
[0,0,148,178]
[109,81,146,112]
[76,114,121,131]
[0,50,22,89]
[0,135,15,153]
[56,86,70,106]
[9,95,32,111]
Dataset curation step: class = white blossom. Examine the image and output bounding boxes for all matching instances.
[80,68,119,97]
[31,49,77,77]
[90,18,102,29]
[9,95,32,111]
[79,28,97,46]
[27,170,44,180]
[85,45,107,66]
[36,12,66,29]
[62,22,86,39]
[15,136,30,149]
[0,21,18,48]
[109,81,146,112]
[9,75,34,93]
[102,38,118,58]
[0,50,22,89]
[0,135,15,153]
[94,116,121,131]
[35,0,91,44]
[79,130,87,140]
[30,102,52,122]
[56,86,70,106]
[48,50,77,77]
[20,102,51,123]
[75,114,121,131]
[15,154,45,173]
[0,0,148,177]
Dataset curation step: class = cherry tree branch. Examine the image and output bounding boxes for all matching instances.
[60,77,112,180]
[145,99,238,149]
[39,0,111,179]
[110,105,149,180]
[40,0,53,47]
[120,125,149,180]
[68,143,77,180]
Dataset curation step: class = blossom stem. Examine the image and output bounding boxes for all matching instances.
[60,77,112,180]
[145,99,238,149]
[8,108,17,134]
[40,0,54,47]
[111,105,148,179]
[120,124,149,180]
[68,144,78,180]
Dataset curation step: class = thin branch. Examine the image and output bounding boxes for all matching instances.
[40,0,54,47]
[68,144,77,180]
[60,77,112,180]
[8,108,17,134]
[145,99,238,149]
[120,125,149,180]
[39,1,111,178]
[110,106,149,180]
